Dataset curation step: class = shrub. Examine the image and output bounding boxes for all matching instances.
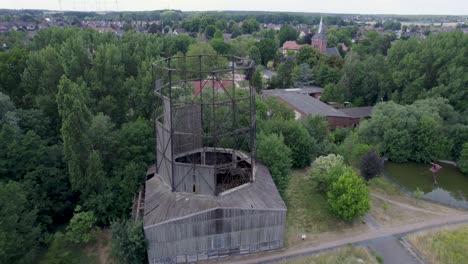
[327,168,370,221]
[413,188,424,200]
[359,150,383,180]
[459,142,468,175]
[257,133,292,197]
[311,154,345,192]
[111,220,147,264]
[337,132,371,166]
[66,206,97,244]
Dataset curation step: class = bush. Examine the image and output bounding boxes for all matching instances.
[66,206,97,244]
[311,154,345,192]
[413,188,424,200]
[327,168,370,221]
[459,142,468,175]
[338,132,371,166]
[359,150,383,180]
[111,220,147,264]
[257,133,292,197]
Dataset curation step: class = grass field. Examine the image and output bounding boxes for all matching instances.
[281,246,380,264]
[406,224,468,264]
[284,168,365,246]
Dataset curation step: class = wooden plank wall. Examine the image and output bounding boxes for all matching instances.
[145,208,286,263]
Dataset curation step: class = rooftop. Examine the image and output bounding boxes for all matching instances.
[341,106,374,119]
[144,161,286,227]
[263,88,348,117]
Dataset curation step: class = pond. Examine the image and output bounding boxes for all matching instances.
[384,162,468,208]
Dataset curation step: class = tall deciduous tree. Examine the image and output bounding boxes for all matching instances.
[56,76,104,197]
[257,133,292,197]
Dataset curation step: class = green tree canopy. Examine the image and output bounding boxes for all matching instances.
[327,168,370,221]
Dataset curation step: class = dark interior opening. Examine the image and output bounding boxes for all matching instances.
[175,152,202,164]
[205,152,233,165]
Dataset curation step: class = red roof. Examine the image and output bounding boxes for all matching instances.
[340,43,349,51]
[192,80,234,95]
[282,40,300,50]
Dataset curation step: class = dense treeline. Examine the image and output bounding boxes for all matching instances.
[0,26,204,263]
[322,30,467,114]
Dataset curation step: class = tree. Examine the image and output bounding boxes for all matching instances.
[186,43,227,77]
[302,115,328,142]
[252,68,263,93]
[359,150,383,180]
[56,76,102,197]
[459,143,468,175]
[204,25,216,40]
[66,206,97,244]
[358,101,448,163]
[230,24,241,38]
[0,181,41,264]
[293,63,313,87]
[275,59,295,88]
[327,168,370,221]
[256,96,295,121]
[255,38,277,65]
[111,219,147,264]
[278,25,298,46]
[209,38,232,55]
[0,47,28,106]
[338,132,371,166]
[262,118,316,168]
[241,18,260,34]
[321,82,346,103]
[247,46,261,65]
[257,133,292,197]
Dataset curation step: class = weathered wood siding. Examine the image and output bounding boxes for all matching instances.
[145,208,286,263]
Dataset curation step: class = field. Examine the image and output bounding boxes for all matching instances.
[284,168,367,247]
[280,246,380,264]
[405,223,468,264]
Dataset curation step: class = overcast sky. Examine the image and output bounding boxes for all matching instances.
[2,0,467,15]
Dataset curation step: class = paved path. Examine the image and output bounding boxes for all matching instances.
[365,237,421,264]
[225,213,468,264]
[364,213,381,230]
[371,193,446,216]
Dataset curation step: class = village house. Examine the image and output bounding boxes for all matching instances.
[281,40,301,55]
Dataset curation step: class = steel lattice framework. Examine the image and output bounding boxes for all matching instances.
[152,55,256,196]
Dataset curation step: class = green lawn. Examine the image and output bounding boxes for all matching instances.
[406,224,468,264]
[37,229,110,264]
[368,176,401,196]
[281,246,380,264]
[284,168,356,246]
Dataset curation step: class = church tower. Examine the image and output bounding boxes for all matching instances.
[311,17,327,53]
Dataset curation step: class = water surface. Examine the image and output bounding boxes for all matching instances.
[384,162,468,208]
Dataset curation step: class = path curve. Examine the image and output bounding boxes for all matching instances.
[224,213,468,264]
[371,193,447,216]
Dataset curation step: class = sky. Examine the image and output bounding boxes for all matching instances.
[1,0,467,15]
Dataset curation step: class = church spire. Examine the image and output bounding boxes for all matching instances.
[318,16,323,34]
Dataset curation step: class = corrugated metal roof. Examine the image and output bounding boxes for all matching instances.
[263,89,348,117]
[144,162,286,227]
[341,106,374,119]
